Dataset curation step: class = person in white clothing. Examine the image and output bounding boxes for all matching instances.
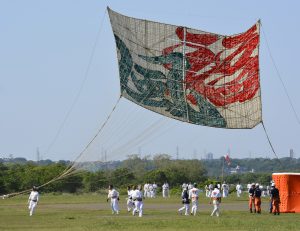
[221,182,229,198]
[132,185,143,217]
[162,182,169,198]
[236,183,243,197]
[143,183,149,198]
[205,185,210,197]
[126,185,134,212]
[208,183,214,197]
[210,185,221,217]
[152,182,157,198]
[188,182,193,191]
[107,184,119,214]
[148,184,154,198]
[189,183,200,216]
[178,186,190,215]
[28,186,39,216]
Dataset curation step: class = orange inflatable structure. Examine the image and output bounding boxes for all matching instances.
[272,173,300,213]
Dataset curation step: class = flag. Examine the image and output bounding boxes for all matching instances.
[224,154,231,165]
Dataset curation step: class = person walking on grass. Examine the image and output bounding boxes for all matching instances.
[132,185,144,217]
[210,185,222,217]
[178,186,190,216]
[221,181,229,198]
[107,184,119,215]
[189,183,200,216]
[28,186,39,216]
[236,182,243,197]
[254,183,262,214]
[162,182,169,198]
[248,183,256,213]
[270,183,280,215]
[126,185,134,212]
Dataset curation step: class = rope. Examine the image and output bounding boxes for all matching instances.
[44,9,108,156]
[261,23,300,126]
[261,122,283,168]
[59,96,122,175]
[1,96,121,199]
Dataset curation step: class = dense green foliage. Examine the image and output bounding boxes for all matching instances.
[1,155,299,195]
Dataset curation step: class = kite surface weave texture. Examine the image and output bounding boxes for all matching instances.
[108,8,261,129]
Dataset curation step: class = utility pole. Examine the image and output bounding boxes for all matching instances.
[138,146,142,158]
[176,146,179,160]
[36,147,40,163]
[105,150,107,170]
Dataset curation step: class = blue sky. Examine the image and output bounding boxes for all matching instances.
[1,0,300,161]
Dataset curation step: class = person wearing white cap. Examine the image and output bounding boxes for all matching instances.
[270,183,280,215]
[248,183,256,213]
[28,186,39,216]
[189,183,200,216]
[254,183,262,214]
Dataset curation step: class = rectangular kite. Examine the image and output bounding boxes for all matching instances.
[108,8,262,129]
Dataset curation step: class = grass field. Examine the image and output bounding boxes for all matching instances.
[1,192,299,231]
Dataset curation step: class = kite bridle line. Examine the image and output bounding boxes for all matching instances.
[261,23,300,126]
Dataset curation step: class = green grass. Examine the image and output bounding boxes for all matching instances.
[0,193,299,231]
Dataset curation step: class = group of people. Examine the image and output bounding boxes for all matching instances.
[205,182,229,198]
[25,181,280,218]
[143,183,158,198]
[107,184,144,217]
[178,183,200,216]
[179,183,221,217]
[248,182,281,215]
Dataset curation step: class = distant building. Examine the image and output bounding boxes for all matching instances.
[290,149,294,158]
[206,152,214,160]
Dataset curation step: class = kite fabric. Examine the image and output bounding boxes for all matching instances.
[108,8,262,129]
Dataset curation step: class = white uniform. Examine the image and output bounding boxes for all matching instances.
[205,185,210,197]
[208,184,214,197]
[127,189,134,212]
[211,188,221,217]
[189,187,200,216]
[143,184,149,198]
[108,188,119,214]
[148,184,154,198]
[178,189,190,216]
[221,183,229,198]
[132,189,143,217]
[28,190,39,216]
[236,184,243,197]
[152,183,157,198]
[162,183,169,198]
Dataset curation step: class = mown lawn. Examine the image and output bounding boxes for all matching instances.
[0,193,299,231]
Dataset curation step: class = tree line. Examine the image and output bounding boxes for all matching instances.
[1,155,299,195]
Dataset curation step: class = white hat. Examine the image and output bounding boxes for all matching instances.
[255,183,259,186]
[271,183,275,187]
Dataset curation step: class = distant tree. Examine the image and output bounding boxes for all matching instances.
[82,171,108,192]
[109,168,135,187]
[144,169,168,185]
